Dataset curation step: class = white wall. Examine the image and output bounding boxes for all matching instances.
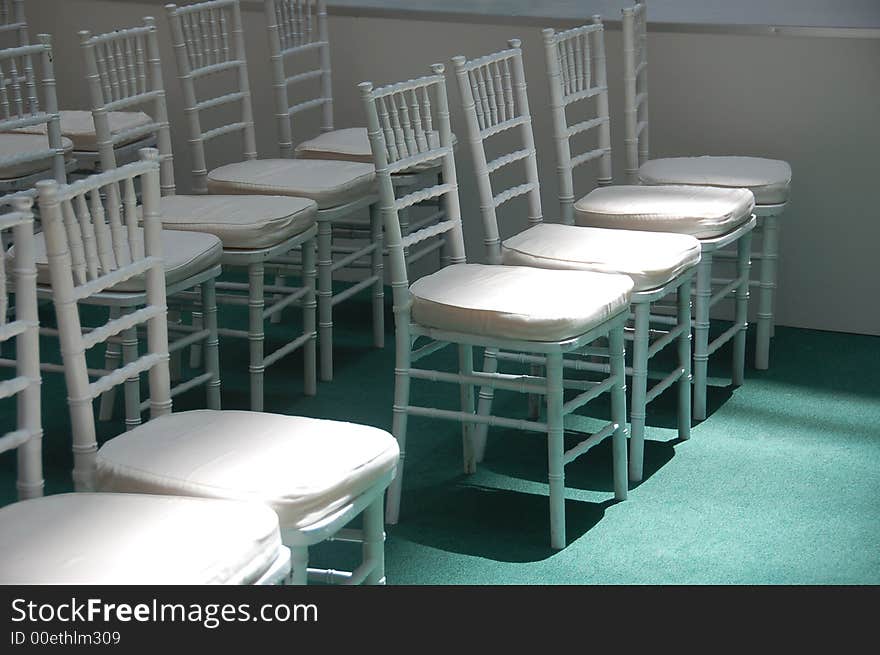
[26,0,880,335]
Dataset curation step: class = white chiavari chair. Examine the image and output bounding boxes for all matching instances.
[265,0,451,271]
[551,17,758,423]
[0,190,291,585]
[38,151,399,584]
[361,64,634,550]
[166,0,382,384]
[452,39,701,483]
[81,17,319,413]
[0,36,73,195]
[622,2,791,371]
[0,0,27,50]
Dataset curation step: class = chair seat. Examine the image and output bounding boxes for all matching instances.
[0,132,74,179]
[207,158,376,209]
[30,228,222,291]
[638,156,792,205]
[410,263,633,342]
[155,194,317,249]
[502,224,701,292]
[0,493,282,584]
[574,184,755,240]
[96,410,400,531]
[295,126,457,172]
[14,109,154,152]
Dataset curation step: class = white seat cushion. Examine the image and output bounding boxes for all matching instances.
[29,227,222,291]
[96,410,400,531]
[0,132,74,179]
[14,110,154,152]
[638,156,792,205]
[0,493,282,584]
[502,224,701,292]
[207,158,376,209]
[410,263,633,342]
[574,184,755,240]
[295,126,456,172]
[156,194,317,249]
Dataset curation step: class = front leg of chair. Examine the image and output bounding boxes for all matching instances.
[270,273,285,325]
[755,213,778,370]
[458,344,476,473]
[370,203,385,349]
[677,279,693,441]
[302,237,318,397]
[189,310,203,369]
[202,278,221,409]
[732,230,752,387]
[121,314,142,431]
[167,308,183,382]
[362,497,386,584]
[289,546,309,585]
[474,347,498,463]
[248,262,265,412]
[98,306,122,421]
[545,351,566,550]
[528,362,542,419]
[609,326,629,501]
[385,327,412,525]
[317,216,333,382]
[693,255,713,421]
[629,302,650,483]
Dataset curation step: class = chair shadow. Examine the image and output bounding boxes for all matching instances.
[390,482,619,562]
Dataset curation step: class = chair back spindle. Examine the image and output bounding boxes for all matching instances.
[36,149,171,490]
[451,40,541,264]
[0,192,42,500]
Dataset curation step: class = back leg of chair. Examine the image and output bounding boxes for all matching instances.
[98,306,122,421]
[473,347,497,463]
[693,255,713,421]
[362,497,386,584]
[628,301,651,482]
[317,216,333,381]
[302,236,318,397]
[609,325,629,501]
[458,344,476,473]
[677,278,693,441]
[121,311,142,431]
[290,545,309,585]
[189,310,203,369]
[755,214,779,370]
[248,262,266,412]
[167,309,183,382]
[385,324,412,525]
[545,351,566,549]
[202,278,221,409]
[370,203,384,349]
[733,230,753,386]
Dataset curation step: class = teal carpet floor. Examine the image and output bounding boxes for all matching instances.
[2,287,879,584]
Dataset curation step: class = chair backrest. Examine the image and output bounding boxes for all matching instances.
[0,36,66,186]
[543,18,613,225]
[0,0,28,50]
[165,0,257,194]
[36,149,171,491]
[451,40,542,265]
[264,0,333,157]
[622,1,649,183]
[80,18,176,196]
[0,192,42,500]
[359,64,465,311]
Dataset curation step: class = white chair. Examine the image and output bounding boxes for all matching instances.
[0,190,291,585]
[622,2,791,371]
[38,152,399,584]
[265,0,451,270]
[549,18,758,423]
[361,64,634,550]
[0,36,74,194]
[452,39,699,483]
[81,17,319,412]
[0,0,158,176]
[166,0,383,384]
[0,37,223,430]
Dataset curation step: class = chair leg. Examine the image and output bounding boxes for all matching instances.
[693,255,712,421]
[370,203,385,349]
[458,344,476,473]
[755,213,778,370]
[677,278,693,441]
[385,328,411,525]
[609,326,629,501]
[317,216,333,382]
[289,546,309,585]
[248,262,265,412]
[545,351,566,550]
[528,363,542,419]
[121,314,141,431]
[362,497,386,584]
[473,347,498,463]
[98,306,121,421]
[732,231,752,387]
[202,278,221,410]
[302,237,317,397]
[167,308,183,382]
[629,302,650,483]
[270,273,285,325]
[189,310,203,369]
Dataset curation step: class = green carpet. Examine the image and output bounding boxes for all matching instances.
[2,286,879,584]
